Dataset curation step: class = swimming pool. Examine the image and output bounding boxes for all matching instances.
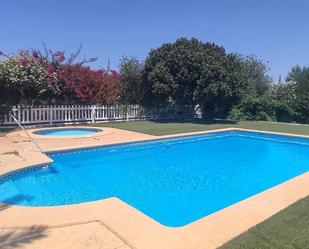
[0,130,308,227]
[33,127,102,136]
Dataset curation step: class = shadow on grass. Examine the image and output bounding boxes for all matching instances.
[0,226,48,249]
[152,118,239,125]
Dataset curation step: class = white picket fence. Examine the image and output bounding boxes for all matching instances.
[2,105,195,126]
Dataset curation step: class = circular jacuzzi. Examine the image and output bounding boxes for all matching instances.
[33,127,102,137]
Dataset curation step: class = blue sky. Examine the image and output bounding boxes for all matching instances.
[1,0,309,81]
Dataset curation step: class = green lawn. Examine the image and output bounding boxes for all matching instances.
[1,119,309,137]
[219,196,309,249]
[95,119,309,136]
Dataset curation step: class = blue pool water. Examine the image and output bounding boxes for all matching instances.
[0,130,308,227]
[33,128,101,136]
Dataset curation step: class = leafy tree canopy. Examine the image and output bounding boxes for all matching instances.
[243,55,272,95]
[119,56,143,104]
[142,38,224,107]
[286,65,309,123]
[141,38,272,118]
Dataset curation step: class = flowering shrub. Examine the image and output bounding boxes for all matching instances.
[0,50,62,107]
[59,65,96,103]
[60,65,122,104]
[269,81,297,103]
[0,47,122,120]
[92,70,123,105]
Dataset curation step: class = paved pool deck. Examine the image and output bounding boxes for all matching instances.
[0,127,308,249]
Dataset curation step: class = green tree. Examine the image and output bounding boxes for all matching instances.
[142,38,258,118]
[286,65,309,123]
[119,56,143,104]
[142,38,218,106]
[243,55,272,95]
[194,53,250,118]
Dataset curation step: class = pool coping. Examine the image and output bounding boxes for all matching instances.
[0,127,308,249]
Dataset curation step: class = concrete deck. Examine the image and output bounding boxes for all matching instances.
[0,127,308,249]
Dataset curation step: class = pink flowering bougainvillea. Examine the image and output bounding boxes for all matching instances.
[92,70,123,105]
[59,65,95,103]
[59,65,123,104]
[0,46,123,117]
[0,50,62,106]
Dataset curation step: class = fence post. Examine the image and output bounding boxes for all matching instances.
[126,105,129,122]
[47,106,53,126]
[91,105,96,124]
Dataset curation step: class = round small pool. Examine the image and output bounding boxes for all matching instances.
[33,128,102,137]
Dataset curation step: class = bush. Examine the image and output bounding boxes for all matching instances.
[228,97,296,122]
[0,50,63,120]
[0,47,122,120]
[59,65,123,105]
[0,50,62,106]
[273,101,296,122]
[286,65,309,124]
[269,81,297,103]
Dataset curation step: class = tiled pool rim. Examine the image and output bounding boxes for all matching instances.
[1,129,231,182]
[43,128,309,154]
[47,129,234,156]
[0,127,308,249]
[1,127,308,197]
[0,163,50,184]
[1,128,308,185]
